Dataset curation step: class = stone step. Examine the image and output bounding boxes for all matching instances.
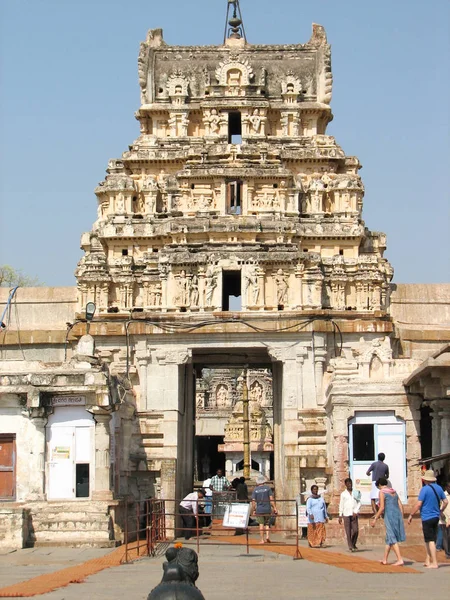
[31,539,118,548]
[31,529,111,540]
[32,512,109,523]
[32,520,111,532]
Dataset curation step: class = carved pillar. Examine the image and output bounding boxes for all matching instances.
[257,266,265,310]
[328,406,352,512]
[92,411,113,500]
[160,267,169,312]
[294,264,304,309]
[29,408,47,501]
[404,397,422,504]
[296,349,308,410]
[136,356,149,411]
[198,266,206,312]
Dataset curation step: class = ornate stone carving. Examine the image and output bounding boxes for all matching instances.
[274,269,289,306]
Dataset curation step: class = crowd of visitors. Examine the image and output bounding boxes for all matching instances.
[178,461,449,568]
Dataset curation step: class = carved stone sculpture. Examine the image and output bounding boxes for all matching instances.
[275,269,289,305]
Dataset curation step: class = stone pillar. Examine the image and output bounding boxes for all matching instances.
[313,333,327,406]
[148,347,192,503]
[294,264,304,309]
[92,411,113,500]
[431,403,442,456]
[136,355,149,412]
[439,405,450,454]
[267,347,299,501]
[296,349,308,410]
[29,409,47,501]
[404,397,422,505]
[257,266,265,310]
[328,406,352,512]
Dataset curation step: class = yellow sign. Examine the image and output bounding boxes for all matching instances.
[52,446,70,459]
[355,478,372,493]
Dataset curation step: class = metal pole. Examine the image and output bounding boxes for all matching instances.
[294,500,302,560]
[124,500,128,563]
[242,368,251,480]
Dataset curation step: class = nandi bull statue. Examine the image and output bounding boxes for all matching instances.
[147,544,205,600]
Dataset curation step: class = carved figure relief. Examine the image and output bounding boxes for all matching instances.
[204,108,222,136]
[190,275,199,307]
[274,269,289,305]
[204,264,218,307]
[245,108,266,135]
[216,384,229,408]
[176,270,190,306]
[244,264,260,305]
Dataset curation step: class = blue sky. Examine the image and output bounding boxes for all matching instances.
[0,0,449,286]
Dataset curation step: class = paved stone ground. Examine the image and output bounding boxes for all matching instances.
[0,541,449,599]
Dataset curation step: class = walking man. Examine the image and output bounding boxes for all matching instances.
[366,452,389,514]
[407,470,448,568]
[338,478,361,552]
[179,489,205,540]
[251,475,278,544]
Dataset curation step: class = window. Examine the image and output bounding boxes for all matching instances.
[222,270,241,311]
[228,111,242,144]
[352,424,374,461]
[227,181,242,215]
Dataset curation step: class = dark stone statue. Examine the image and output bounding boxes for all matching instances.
[147,546,205,600]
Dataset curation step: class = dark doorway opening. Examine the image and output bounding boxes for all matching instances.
[228,111,242,144]
[419,406,432,459]
[352,424,375,462]
[227,181,242,214]
[75,464,90,498]
[222,270,241,311]
[195,436,225,481]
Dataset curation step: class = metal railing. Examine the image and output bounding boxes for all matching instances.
[122,497,303,562]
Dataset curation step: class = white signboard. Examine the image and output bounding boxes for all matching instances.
[50,396,86,407]
[222,503,251,529]
[297,505,309,527]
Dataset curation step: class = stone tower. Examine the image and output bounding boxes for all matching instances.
[75,24,393,315]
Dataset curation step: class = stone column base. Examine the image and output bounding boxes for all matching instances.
[92,490,114,501]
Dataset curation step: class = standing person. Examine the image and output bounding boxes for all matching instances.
[439,481,450,559]
[371,477,406,566]
[306,485,328,548]
[338,478,361,552]
[210,468,230,492]
[236,476,249,502]
[251,475,278,544]
[179,489,205,540]
[202,476,213,527]
[366,453,389,514]
[407,470,448,569]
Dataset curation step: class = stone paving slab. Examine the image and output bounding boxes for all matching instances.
[10,546,449,600]
[0,542,449,599]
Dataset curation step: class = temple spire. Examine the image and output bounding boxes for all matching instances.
[223,0,247,43]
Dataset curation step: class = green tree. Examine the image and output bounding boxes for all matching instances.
[0,265,42,287]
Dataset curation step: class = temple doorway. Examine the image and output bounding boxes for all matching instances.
[194,361,274,485]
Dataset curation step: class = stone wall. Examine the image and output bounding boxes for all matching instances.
[390,283,450,359]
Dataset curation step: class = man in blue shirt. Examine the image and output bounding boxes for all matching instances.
[408,470,448,569]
